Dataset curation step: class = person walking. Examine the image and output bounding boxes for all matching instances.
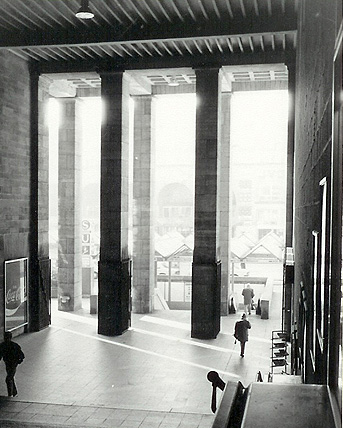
[234,313,251,357]
[0,331,25,397]
[242,283,254,315]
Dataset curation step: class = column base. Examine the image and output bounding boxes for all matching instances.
[191,261,221,339]
[90,294,98,314]
[132,289,154,314]
[29,257,51,332]
[57,293,82,312]
[221,273,229,316]
[98,259,132,336]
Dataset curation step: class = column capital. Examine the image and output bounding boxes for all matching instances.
[39,75,52,92]
[131,94,154,100]
[193,64,222,74]
[97,69,125,79]
[285,52,296,72]
[57,96,78,103]
[222,90,233,97]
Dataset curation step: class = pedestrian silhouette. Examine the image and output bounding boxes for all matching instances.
[0,331,25,397]
[242,283,254,315]
[234,313,251,357]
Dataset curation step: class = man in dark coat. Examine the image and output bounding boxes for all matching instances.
[242,283,254,315]
[0,331,25,397]
[234,313,251,357]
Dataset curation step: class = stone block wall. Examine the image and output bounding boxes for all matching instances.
[295,1,340,282]
[0,51,31,333]
[293,0,341,382]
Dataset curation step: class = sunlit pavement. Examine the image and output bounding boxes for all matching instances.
[0,285,282,427]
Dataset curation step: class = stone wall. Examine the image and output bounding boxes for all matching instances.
[0,51,31,333]
[294,0,341,382]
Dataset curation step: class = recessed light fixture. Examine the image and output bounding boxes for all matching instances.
[76,0,94,19]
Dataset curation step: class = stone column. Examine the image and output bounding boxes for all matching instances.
[57,97,82,312]
[219,92,232,315]
[285,61,296,248]
[284,61,296,349]
[192,67,222,339]
[98,71,131,336]
[132,95,155,313]
[328,35,343,390]
[29,72,52,331]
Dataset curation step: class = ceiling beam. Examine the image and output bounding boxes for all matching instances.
[36,47,295,75]
[0,14,297,49]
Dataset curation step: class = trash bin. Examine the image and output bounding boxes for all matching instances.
[59,294,71,311]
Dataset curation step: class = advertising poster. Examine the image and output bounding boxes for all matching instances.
[5,258,28,331]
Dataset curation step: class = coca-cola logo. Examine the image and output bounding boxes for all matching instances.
[6,286,22,314]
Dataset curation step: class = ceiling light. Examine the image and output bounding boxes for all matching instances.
[168,76,179,87]
[76,0,94,19]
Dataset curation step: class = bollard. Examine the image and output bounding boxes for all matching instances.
[207,371,226,413]
[59,294,71,311]
[228,297,236,314]
[256,298,261,315]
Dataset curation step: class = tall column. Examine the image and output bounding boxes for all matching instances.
[29,71,51,331]
[328,31,342,390]
[284,61,296,351]
[132,95,155,313]
[219,92,232,315]
[285,61,296,248]
[58,97,82,312]
[192,67,222,339]
[98,71,131,336]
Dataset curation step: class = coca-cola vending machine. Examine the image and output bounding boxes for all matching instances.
[4,257,28,332]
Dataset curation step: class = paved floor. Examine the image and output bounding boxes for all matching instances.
[0,284,283,427]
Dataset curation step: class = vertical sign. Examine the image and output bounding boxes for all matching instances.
[82,220,91,266]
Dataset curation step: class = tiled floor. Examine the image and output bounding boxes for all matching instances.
[0,285,283,427]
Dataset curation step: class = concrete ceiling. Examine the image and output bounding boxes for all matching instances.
[0,0,296,93]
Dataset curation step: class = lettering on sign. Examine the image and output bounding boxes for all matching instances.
[82,220,91,231]
[82,233,91,244]
[82,245,91,255]
[82,256,91,267]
